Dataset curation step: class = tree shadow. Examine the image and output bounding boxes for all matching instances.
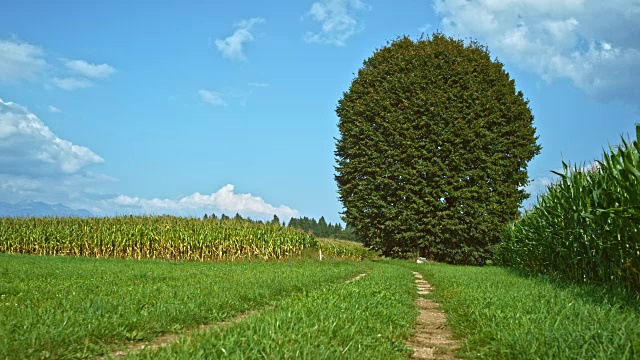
[501,266,640,312]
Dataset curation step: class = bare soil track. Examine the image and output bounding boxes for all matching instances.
[408,271,460,359]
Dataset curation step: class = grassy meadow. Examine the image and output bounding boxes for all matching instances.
[132,261,416,359]
[0,254,368,359]
[4,252,640,359]
[412,262,640,360]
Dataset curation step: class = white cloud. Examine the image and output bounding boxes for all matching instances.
[52,77,93,91]
[418,24,432,34]
[198,89,227,106]
[525,175,554,198]
[215,17,265,61]
[525,160,602,203]
[0,100,298,222]
[110,184,299,221]
[580,160,601,173]
[0,99,112,211]
[303,0,369,46]
[249,82,270,88]
[0,37,115,91]
[48,105,61,113]
[0,174,42,197]
[65,59,116,79]
[54,61,116,90]
[0,172,116,205]
[0,97,103,176]
[0,39,47,81]
[433,0,640,106]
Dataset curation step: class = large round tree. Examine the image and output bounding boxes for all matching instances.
[334,33,541,264]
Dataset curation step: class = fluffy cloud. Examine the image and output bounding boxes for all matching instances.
[215,17,265,61]
[0,98,103,176]
[0,37,116,90]
[0,174,42,198]
[198,89,227,106]
[433,0,640,105]
[524,160,603,205]
[0,39,47,81]
[53,61,116,90]
[0,98,111,210]
[52,77,93,90]
[0,172,116,206]
[110,184,299,221]
[65,60,117,79]
[0,99,299,221]
[303,0,369,46]
[524,175,554,200]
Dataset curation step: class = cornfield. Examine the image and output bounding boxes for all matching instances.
[0,215,317,261]
[497,124,640,292]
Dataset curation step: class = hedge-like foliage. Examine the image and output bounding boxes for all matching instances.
[335,33,540,264]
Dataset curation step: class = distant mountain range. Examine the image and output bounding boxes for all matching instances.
[0,200,94,218]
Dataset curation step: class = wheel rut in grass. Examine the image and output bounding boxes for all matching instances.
[408,271,459,360]
[98,273,369,359]
[345,272,367,283]
[96,308,264,359]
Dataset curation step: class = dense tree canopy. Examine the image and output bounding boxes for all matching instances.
[334,33,541,264]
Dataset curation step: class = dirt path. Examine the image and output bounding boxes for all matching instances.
[407,271,460,359]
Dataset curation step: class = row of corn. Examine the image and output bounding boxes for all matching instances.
[0,216,317,261]
[497,125,640,292]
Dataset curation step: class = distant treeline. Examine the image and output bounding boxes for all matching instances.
[202,212,282,225]
[202,213,358,242]
[287,216,358,242]
[202,213,284,226]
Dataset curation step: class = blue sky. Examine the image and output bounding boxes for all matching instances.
[0,0,638,223]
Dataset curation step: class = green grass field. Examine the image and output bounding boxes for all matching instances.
[3,252,640,359]
[413,262,640,359]
[0,254,367,359]
[133,261,416,359]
